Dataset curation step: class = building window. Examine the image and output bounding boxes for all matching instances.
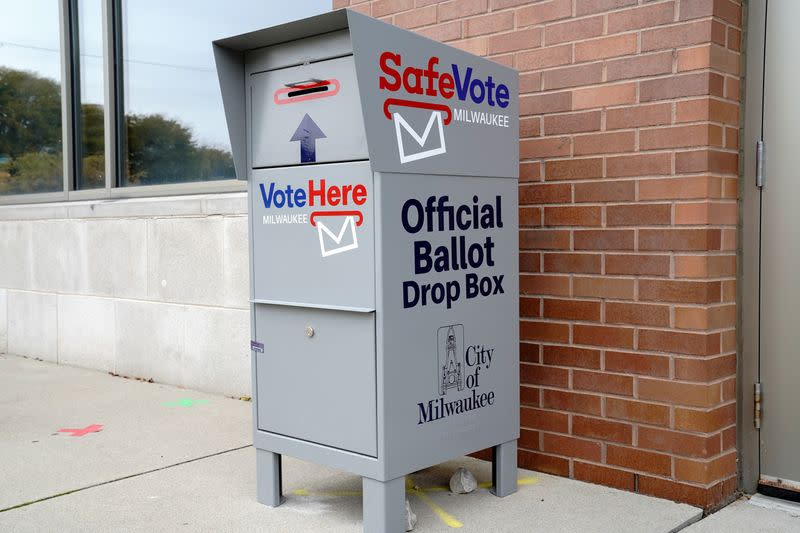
[76,0,106,190]
[0,0,64,195]
[118,0,275,187]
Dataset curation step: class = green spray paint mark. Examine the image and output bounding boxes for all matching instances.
[164,398,209,407]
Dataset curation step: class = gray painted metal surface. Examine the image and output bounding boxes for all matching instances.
[759,0,800,490]
[214,9,519,532]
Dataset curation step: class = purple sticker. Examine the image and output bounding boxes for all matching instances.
[250,340,264,353]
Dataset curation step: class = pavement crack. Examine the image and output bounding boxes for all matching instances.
[0,444,253,513]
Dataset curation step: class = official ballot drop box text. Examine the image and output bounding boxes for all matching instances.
[214,9,520,532]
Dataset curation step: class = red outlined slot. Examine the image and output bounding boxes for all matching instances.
[274,79,341,105]
[383,98,452,125]
[310,210,364,227]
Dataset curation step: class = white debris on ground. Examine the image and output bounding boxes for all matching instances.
[405,499,417,531]
[449,467,478,494]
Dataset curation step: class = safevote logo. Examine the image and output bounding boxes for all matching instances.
[259,179,367,257]
[379,52,511,163]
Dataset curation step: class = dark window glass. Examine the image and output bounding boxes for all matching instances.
[0,0,64,195]
[77,0,106,189]
[120,1,328,187]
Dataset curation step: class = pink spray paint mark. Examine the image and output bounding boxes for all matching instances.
[58,424,103,437]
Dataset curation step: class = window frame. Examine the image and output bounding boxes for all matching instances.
[0,0,245,206]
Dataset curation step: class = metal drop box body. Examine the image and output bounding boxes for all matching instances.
[214,9,519,532]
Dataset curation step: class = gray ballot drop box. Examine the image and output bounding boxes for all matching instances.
[214,9,519,533]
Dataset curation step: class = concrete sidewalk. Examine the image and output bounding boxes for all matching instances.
[0,354,712,532]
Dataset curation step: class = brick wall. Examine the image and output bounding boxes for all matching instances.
[333,0,742,510]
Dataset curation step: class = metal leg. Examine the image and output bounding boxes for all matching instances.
[491,439,517,497]
[256,448,283,507]
[362,476,405,533]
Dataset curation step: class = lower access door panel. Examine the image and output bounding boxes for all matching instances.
[255,304,377,457]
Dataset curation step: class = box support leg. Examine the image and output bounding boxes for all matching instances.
[491,439,517,497]
[362,476,405,533]
[256,448,283,507]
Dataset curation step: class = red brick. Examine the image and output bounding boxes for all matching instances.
[520,274,570,296]
[543,389,602,415]
[605,254,670,276]
[640,72,722,102]
[542,345,601,369]
[640,124,723,150]
[575,0,637,16]
[520,320,570,343]
[573,415,632,444]
[607,2,675,33]
[519,206,542,227]
[544,206,602,226]
[464,11,514,37]
[575,181,636,202]
[394,5,437,29]
[516,0,572,26]
[606,103,672,130]
[545,157,603,180]
[680,0,741,26]
[543,433,602,462]
[519,183,571,204]
[520,116,542,138]
[675,402,736,432]
[641,19,714,52]
[606,397,670,425]
[543,298,602,321]
[544,112,602,136]
[488,27,542,54]
[521,406,569,432]
[574,370,633,396]
[638,426,722,458]
[519,427,540,449]
[607,445,672,476]
[574,324,634,349]
[675,452,737,484]
[638,379,722,408]
[639,475,735,509]
[574,131,636,155]
[574,230,635,251]
[575,33,637,62]
[606,203,672,226]
[520,384,541,405]
[639,176,724,201]
[605,350,670,377]
[573,277,635,300]
[371,0,414,17]
[572,83,637,110]
[543,63,604,91]
[521,363,570,387]
[519,449,570,476]
[639,279,721,304]
[676,149,738,175]
[520,296,541,317]
[519,251,541,273]
[545,16,604,46]
[416,21,462,42]
[641,329,721,356]
[438,0,487,21]
[519,229,570,250]
[639,229,721,251]
[606,302,670,327]
[517,44,573,71]
[520,162,542,182]
[606,51,674,81]
[574,462,635,491]
[675,354,736,381]
[544,253,602,274]
[520,137,571,158]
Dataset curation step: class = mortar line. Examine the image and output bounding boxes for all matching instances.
[0,444,252,513]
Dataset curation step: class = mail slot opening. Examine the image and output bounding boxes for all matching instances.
[288,83,329,98]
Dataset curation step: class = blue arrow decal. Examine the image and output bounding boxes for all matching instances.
[290,113,326,163]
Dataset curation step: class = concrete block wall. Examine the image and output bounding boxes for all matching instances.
[334,0,743,510]
[0,193,251,398]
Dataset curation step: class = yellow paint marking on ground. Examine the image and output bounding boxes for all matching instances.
[410,489,464,529]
